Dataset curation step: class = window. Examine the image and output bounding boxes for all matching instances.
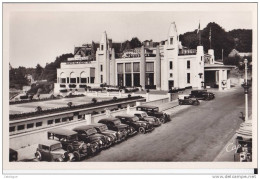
[170,73,173,78]
[9,126,15,132]
[125,63,131,72]
[27,123,34,129]
[101,75,103,83]
[133,62,140,72]
[187,60,190,69]
[90,77,95,83]
[100,65,103,72]
[61,78,66,83]
[81,78,87,83]
[17,125,25,131]
[117,63,123,73]
[146,62,154,72]
[170,37,173,45]
[48,120,53,125]
[101,45,103,51]
[169,61,173,70]
[36,122,42,127]
[62,118,67,122]
[55,119,61,123]
[187,73,190,84]
[70,78,76,83]
[69,117,73,121]
[201,56,203,61]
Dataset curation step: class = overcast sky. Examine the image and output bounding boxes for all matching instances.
[9,9,253,68]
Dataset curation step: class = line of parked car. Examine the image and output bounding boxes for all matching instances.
[178,89,215,106]
[32,105,171,162]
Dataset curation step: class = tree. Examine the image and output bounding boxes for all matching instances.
[67,102,73,108]
[34,64,43,80]
[130,37,142,49]
[90,41,97,61]
[35,106,42,112]
[92,98,97,103]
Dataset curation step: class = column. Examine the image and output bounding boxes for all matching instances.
[106,50,110,85]
[155,45,161,90]
[110,49,115,86]
[218,70,223,90]
[140,46,146,89]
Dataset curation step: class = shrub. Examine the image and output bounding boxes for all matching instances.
[113,97,117,101]
[92,98,97,103]
[67,102,73,108]
[35,106,42,112]
[128,94,131,98]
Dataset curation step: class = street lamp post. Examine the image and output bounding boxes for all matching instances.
[244,59,249,121]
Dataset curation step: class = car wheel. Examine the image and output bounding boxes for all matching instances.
[73,151,81,161]
[160,118,165,124]
[179,101,183,105]
[138,127,146,134]
[67,145,74,152]
[35,151,42,161]
[189,99,193,104]
[193,101,200,106]
[54,157,63,162]
[130,127,135,135]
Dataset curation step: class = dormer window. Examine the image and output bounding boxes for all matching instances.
[170,37,173,45]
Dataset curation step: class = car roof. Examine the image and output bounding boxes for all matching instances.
[73,125,96,131]
[99,117,120,122]
[116,114,136,118]
[87,123,106,127]
[129,111,146,114]
[136,105,158,109]
[48,128,77,136]
[40,140,61,146]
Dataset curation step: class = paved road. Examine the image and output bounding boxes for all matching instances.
[86,87,252,162]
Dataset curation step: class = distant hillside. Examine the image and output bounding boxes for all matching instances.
[179,22,252,59]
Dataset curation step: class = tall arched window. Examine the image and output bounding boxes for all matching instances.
[60,72,66,83]
[70,72,77,83]
[80,71,87,83]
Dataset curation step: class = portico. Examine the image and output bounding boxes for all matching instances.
[204,64,235,90]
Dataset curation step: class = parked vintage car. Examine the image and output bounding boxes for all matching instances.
[129,111,161,127]
[47,128,90,161]
[35,140,73,162]
[72,125,107,151]
[9,148,18,162]
[189,90,215,100]
[115,115,154,134]
[178,94,200,105]
[136,105,171,123]
[88,123,117,145]
[98,117,134,139]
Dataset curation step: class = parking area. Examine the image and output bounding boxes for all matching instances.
[11,86,251,162]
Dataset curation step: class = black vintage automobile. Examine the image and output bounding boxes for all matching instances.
[178,95,200,105]
[115,115,154,134]
[88,123,118,145]
[98,117,133,140]
[47,128,91,161]
[72,125,108,152]
[136,105,171,123]
[189,90,215,100]
[35,140,72,162]
[129,111,161,127]
[9,148,18,162]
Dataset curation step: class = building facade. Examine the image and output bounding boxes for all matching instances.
[54,22,233,95]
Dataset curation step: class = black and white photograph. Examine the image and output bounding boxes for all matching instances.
[2,2,257,174]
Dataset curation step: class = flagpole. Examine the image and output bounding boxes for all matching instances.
[209,27,211,49]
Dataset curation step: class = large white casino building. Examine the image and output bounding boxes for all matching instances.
[54,22,234,94]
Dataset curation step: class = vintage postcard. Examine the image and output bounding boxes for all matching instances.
[3,2,258,174]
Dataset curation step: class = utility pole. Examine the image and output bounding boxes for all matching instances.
[244,59,248,121]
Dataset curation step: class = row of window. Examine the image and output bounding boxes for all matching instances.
[60,77,95,84]
[117,62,154,73]
[9,117,74,133]
[169,60,190,70]
[169,73,190,83]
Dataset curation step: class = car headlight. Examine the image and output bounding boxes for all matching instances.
[62,154,65,158]
[117,131,121,135]
[99,140,103,145]
[108,137,111,141]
